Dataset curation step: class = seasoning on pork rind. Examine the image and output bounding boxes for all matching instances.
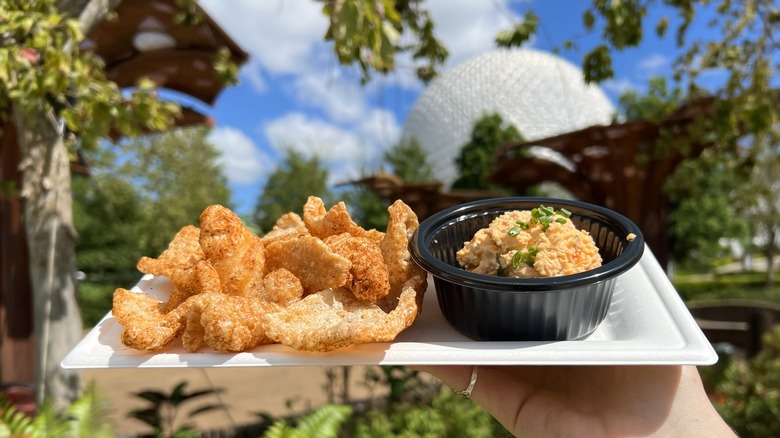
[260,212,309,246]
[264,235,351,294]
[136,225,204,277]
[381,200,422,291]
[262,272,425,352]
[112,287,191,351]
[182,293,279,353]
[303,196,383,244]
[199,205,266,297]
[324,233,390,303]
[259,268,304,306]
[157,260,215,312]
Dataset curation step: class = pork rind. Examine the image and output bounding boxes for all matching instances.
[136,225,204,277]
[112,287,191,351]
[262,275,423,351]
[260,212,309,246]
[324,233,390,302]
[264,235,351,294]
[200,205,266,297]
[182,293,279,353]
[303,196,384,244]
[112,197,427,353]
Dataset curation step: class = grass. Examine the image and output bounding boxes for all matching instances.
[673,271,780,303]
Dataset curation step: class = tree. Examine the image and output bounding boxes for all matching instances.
[73,127,232,285]
[502,0,779,273]
[612,76,750,269]
[617,76,684,124]
[501,0,779,162]
[72,171,146,288]
[665,152,750,269]
[319,0,448,83]
[112,127,232,256]
[384,138,435,183]
[742,135,780,285]
[1,0,181,409]
[253,150,333,234]
[452,113,523,191]
[1,0,449,408]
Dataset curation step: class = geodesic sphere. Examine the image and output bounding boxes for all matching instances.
[402,49,615,185]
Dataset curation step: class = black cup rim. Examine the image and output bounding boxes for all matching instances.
[410,197,645,292]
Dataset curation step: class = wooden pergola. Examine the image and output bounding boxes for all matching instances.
[0,0,247,386]
[357,99,714,271]
[347,173,505,221]
[490,98,715,269]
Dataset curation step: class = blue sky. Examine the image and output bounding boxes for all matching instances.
[195,0,721,216]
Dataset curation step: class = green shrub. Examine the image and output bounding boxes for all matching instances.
[674,276,780,302]
[712,324,780,437]
[0,384,113,438]
[77,282,115,328]
[127,381,223,438]
[346,388,511,438]
[264,404,352,438]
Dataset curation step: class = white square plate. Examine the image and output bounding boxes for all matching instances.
[61,247,717,368]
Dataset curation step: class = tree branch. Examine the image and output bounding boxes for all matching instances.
[58,0,122,33]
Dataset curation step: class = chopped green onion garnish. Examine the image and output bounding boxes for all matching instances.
[529,205,571,231]
[511,246,538,269]
[511,251,523,269]
[508,226,521,236]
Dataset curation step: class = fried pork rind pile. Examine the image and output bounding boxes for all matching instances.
[111,197,427,352]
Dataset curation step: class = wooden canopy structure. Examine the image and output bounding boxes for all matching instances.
[83,0,247,107]
[357,99,714,271]
[0,0,247,386]
[490,98,715,269]
[348,173,505,221]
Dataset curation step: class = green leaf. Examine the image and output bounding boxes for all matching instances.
[582,44,613,83]
[583,9,595,30]
[655,16,669,37]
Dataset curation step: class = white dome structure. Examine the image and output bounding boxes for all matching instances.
[402,49,615,185]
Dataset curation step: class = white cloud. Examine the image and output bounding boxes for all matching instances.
[263,112,400,183]
[199,0,329,81]
[207,126,271,185]
[357,109,402,147]
[602,77,637,95]
[426,0,519,67]
[292,71,368,123]
[200,0,518,186]
[638,54,669,74]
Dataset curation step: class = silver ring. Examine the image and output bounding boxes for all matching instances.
[456,365,478,398]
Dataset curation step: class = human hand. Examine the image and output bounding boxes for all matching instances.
[413,365,735,438]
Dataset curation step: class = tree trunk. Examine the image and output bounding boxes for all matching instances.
[14,108,82,410]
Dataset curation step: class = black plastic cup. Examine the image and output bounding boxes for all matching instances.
[410,197,645,341]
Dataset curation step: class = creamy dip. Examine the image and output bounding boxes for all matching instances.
[456,207,602,278]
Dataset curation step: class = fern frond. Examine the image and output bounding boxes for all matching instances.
[263,419,296,438]
[67,384,114,438]
[29,399,70,438]
[296,404,352,438]
[0,397,34,437]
